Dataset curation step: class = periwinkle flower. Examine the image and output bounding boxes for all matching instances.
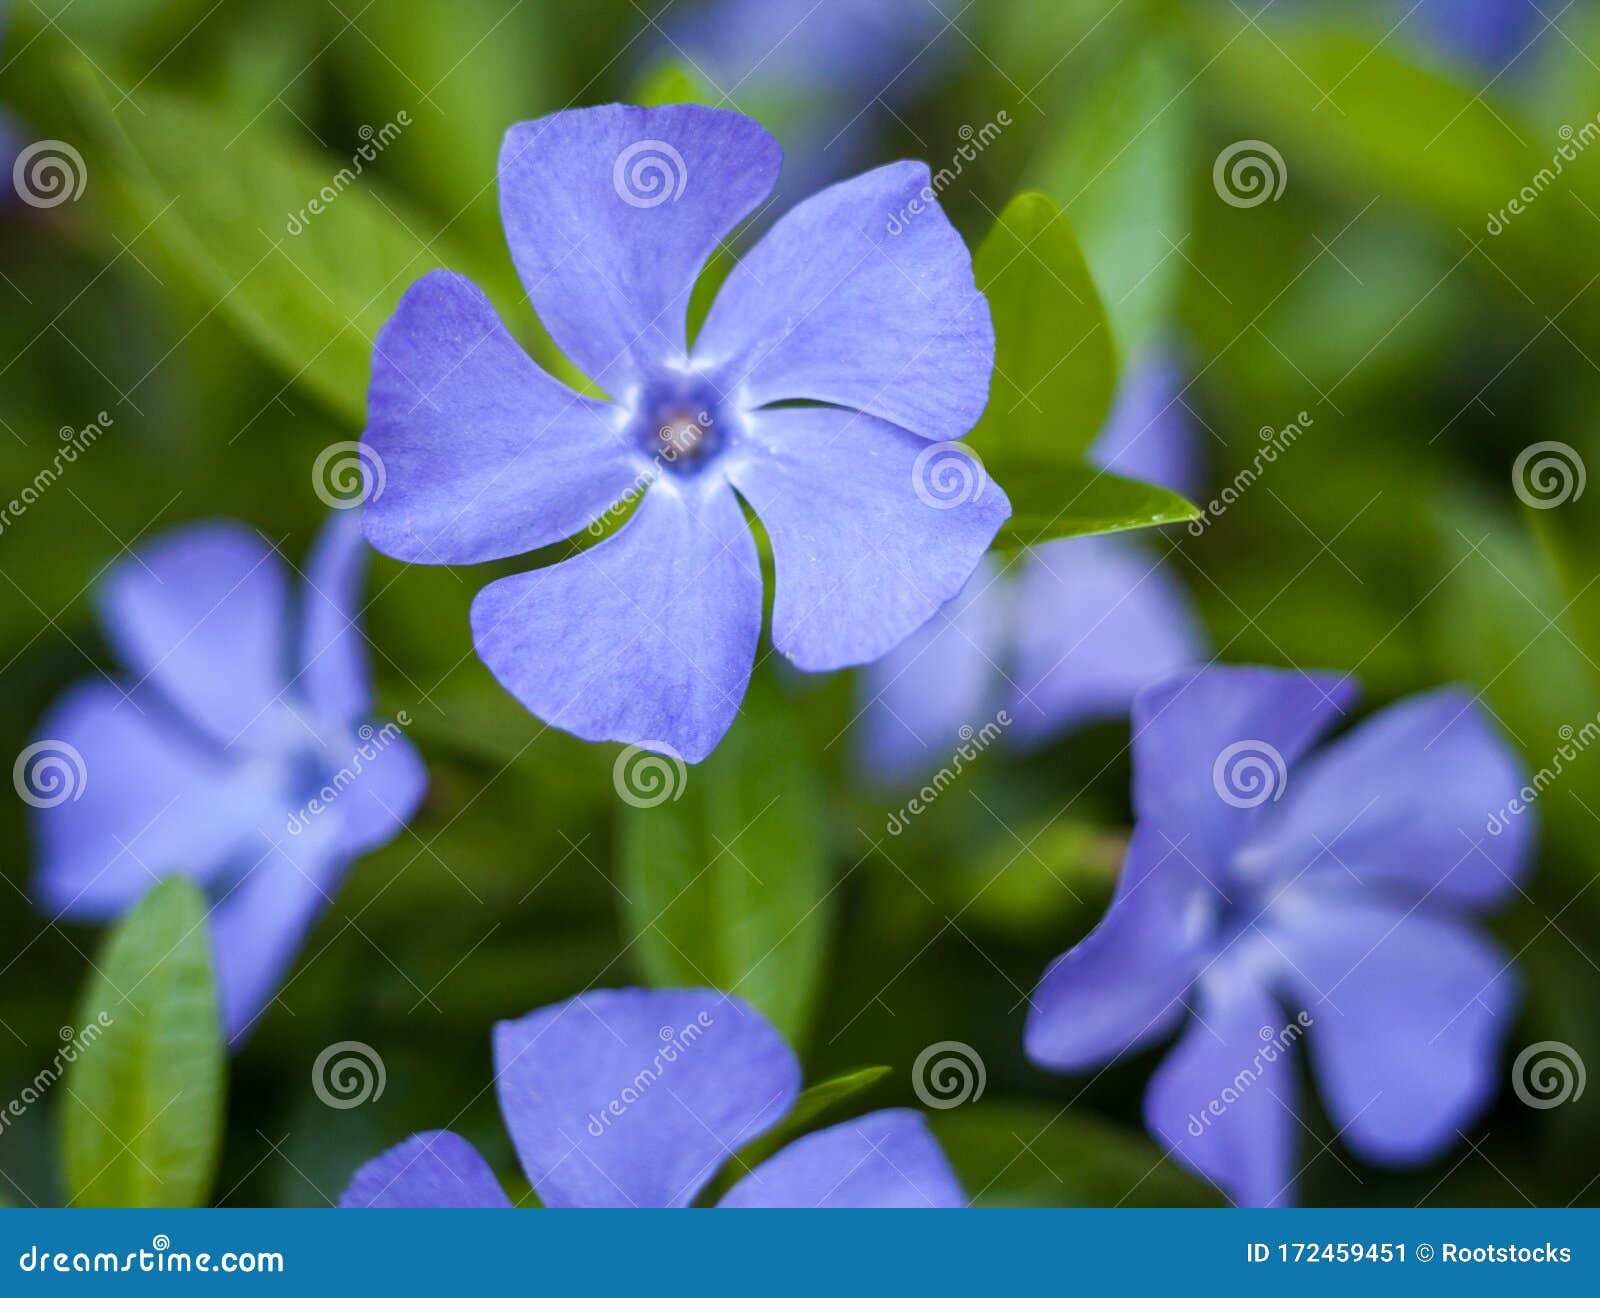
[361,104,1006,763]
[1025,665,1532,1206]
[859,353,1203,780]
[27,513,426,1044]
[342,988,965,1208]
[1406,0,1556,70]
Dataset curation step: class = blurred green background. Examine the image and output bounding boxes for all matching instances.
[2,0,1599,1207]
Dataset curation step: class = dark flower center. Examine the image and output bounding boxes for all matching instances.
[656,406,714,462]
[629,375,728,475]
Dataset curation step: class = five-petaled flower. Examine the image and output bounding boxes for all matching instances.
[341,987,965,1208]
[361,103,1007,763]
[1025,665,1532,1206]
[860,351,1204,780]
[28,513,427,1044]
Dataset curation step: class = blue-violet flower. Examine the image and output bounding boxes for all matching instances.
[27,513,426,1044]
[342,987,965,1208]
[360,104,1006,763]
[1025,665,1532,1206]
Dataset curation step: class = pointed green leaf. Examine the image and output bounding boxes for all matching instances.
[969,192,1117,461]
[1030,42,1193,354]
[64,878,225,1207]
[990,457,1198,550]
[69,66,529,425]
[701,1065,892,1202]
[617,694,832,1046]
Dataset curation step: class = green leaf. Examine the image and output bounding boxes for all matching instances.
[1030,41,1193,354]
[969,192,1117,461]
[932,1102,1219,1206]
[990,457,1199,550]
[701,1066,891,1203]
[617,693,833,1046]
[633,57,721,108]
[63,878,225,1208]
[1197,20,1600,313]
[70,66,521,425]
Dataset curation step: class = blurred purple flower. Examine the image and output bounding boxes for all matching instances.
[1406,0,1557,71]
[858,353,1204,781]
[27,513,426,1045]
[1,0,20,208]
[362,104,1004,763]
[659,0,959,193]
[1025,665,1533,1206]
[341,987,965,1208]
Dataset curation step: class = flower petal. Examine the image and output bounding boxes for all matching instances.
[330,729,428,858]
[1270,893,1518,1165]
[1025,825,1214,1070]
[1131,666,1358,877]
[30,681,282,920]
[719,1110,965,1208]
[855,554,1011,783]
[469,481,760,763]
[212,730,423,1045]
[499,105,781,394]
[340,1131,512,1208]
[697,161,994,440]
[1237,688,1533,907]
[729,407,1008,672]
[1008,536,1202,746]
[1144,960,1301,1207]
[100,521,291,752]
[491,989,800,1209]
[298,510,374,726]
[362,271,642,565]
[1088,350,1204,499]
[210,810,347,1045]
